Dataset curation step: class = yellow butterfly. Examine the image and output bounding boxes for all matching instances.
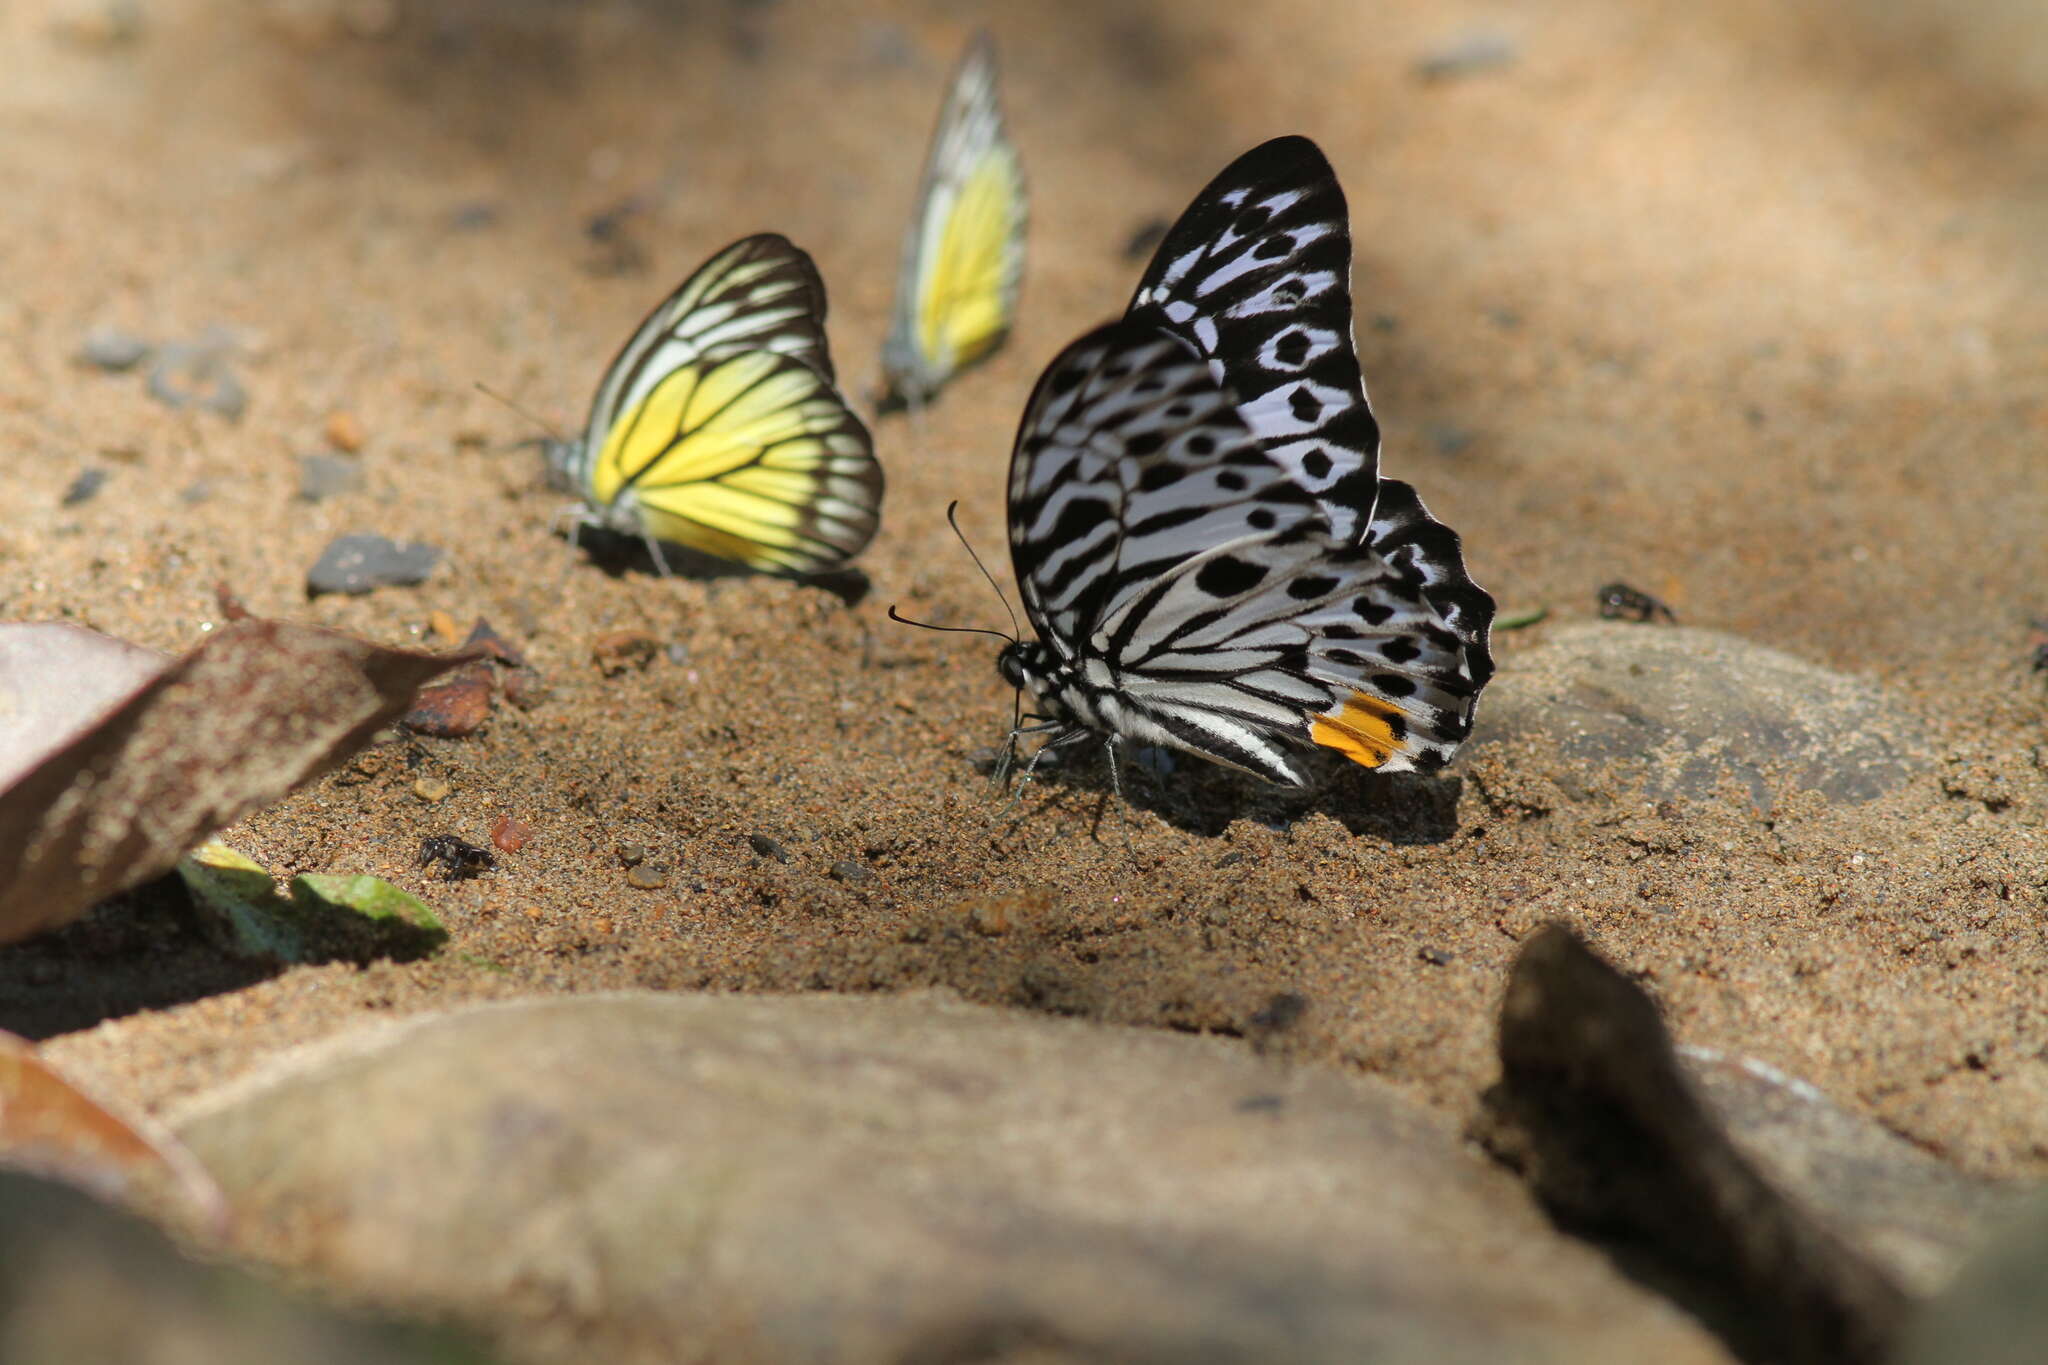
[879,32,1027,412]
[547,233,884,575]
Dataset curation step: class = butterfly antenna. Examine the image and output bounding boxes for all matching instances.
[473,381,571,446]
[944,500,1020,642]
[884,502,1022,644]
[883,605,1015,643]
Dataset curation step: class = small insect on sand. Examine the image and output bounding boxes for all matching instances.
[418,834,496,881]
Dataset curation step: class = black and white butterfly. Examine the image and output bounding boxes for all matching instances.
[992,136,1494,789]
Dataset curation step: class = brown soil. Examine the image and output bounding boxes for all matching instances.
[5,0,2046,1179]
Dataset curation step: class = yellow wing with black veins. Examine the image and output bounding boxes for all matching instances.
[880,32,1026,410]
[589,350,882,574]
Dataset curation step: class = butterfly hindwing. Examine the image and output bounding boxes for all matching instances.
[556,233,883,575]
[880,32,1026,410]
[1006,319,1487,783]
[1127,136,1380,543]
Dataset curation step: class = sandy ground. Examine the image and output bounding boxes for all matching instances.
[3,0,2047,1180]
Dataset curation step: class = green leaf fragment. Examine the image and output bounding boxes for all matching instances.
[174,841,446,965]
[1495,606,1549,630]
[176,840,306,962]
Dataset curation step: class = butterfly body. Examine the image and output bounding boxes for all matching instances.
[995,139,1493,790]
[548,233,883,575]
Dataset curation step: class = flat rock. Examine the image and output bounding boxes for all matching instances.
[306,534,441,596]
[297,453,365,502]
[175,992,1728,1365]
[1683,1046,2017,1296]
[1463,623,1924,805]
[1895,1188,2048,1365]
[0,1171,491,1363]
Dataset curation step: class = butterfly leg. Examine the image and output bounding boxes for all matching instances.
[641,534,676,579]
[1098,736,1140,861]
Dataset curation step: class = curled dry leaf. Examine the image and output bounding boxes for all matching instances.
[0,1029,226,1238]
[403,662,494,737]
[0,619,467,946]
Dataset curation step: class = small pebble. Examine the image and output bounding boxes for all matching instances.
[306,534,443,596]
[412,777,451,803]
[296,453,364,502]
[426,610,461,644]
[146,342,247,420]
[748,833,791,864]
[617,843,646,867]
[324,410,366,453]
[48,0,142,50]
[968,901,1011,936]
[1122,217,1170,260]
[499,668,547,709]
[1250,991,1310,1031]
[403,665,493,737]
[626,864,668,890]
[335,751,384,786]
[449,202,500,232]
[1414,31,1518,81]
[75,326,152,372]
[61,468,107,507]
[1425,422,1475,456]
[462,618,529,667]
[1419,945,1454,967]
[828,860,874,884]
[179,480,214,505]
[663,642,690,666]
[490,815,533,853]
[214,582,252,621]
[591,630,659,677]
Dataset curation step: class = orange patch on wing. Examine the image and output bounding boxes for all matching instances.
[1310,691,1406,769]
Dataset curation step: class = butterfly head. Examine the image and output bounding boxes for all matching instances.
[540,437,587,496]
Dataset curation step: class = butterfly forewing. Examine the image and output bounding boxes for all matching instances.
[590,349,880,574]
[558,233,884,575]
[1127,136,1380,543]
[584,233,835,458]
[1006,318,1487,783]
[881,32,1026,409]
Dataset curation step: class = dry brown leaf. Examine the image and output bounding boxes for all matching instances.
[0,619,466,945]
[0,1030,225,1236]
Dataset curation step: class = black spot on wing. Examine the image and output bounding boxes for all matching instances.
[1137,462,1186,492]
[1195,555,1267,598]
[1287,574,1338,600]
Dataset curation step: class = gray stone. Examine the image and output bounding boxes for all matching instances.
[1477,925,1911,1365]
[1414,32,1519,81]
[1463,623,1924,805]
[0,1171,493,1364]
[1682,1046,2017,1296]
[146,342,247,420]
[175,992,1728,1365]
[306,534,441,596]
[1894,1190,2048,1365]
[74,326,152,372]
[60,467,107,507]
[296,453,365,503]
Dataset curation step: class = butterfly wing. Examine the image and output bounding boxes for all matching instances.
[880,32,1027,409]
[565,233,882,574]
[1127,136,1380,544]
[587,348,881,574]
[1009,319,1488,782]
